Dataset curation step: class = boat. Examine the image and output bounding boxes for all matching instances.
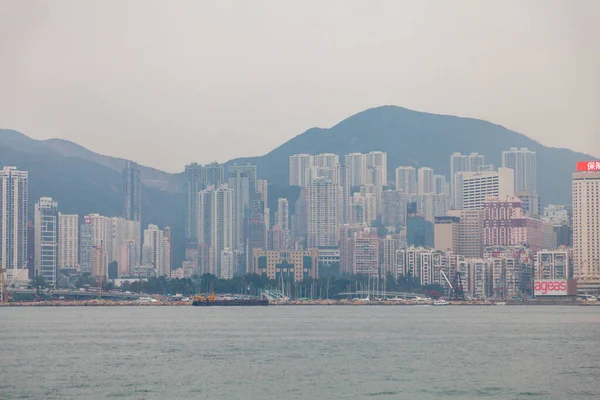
[192,293,269,306]
[432,299,449,306]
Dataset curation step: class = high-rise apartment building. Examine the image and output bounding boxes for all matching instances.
[58,213,79,270]
[79,222,93,274]
[275,198,290,249]
[450,153,486,207]
[395,166,417,195]
[572,170,600,293]
[204,162,224,187]
[184,163,204,248]
[352,229,379,276]
[197,184,234,277]
[308,178,339,247]
[434,175,449,196]
[417,167,435,195]
[246,199,267,274]
[467,153,486,172]
[34,197,59,285]
[339,164,351,224]
[344,153,367,187]
[543,204,569,226]
[122,161,142,222]
[366,151,387,186]
[143,224,171,277]
[502,147,537,194]
[535,249,572,280]
[228,164,257,250]
[289,154,314,187]
[434,216,460,252]
[448,209,485,258]
[0,166,28,270]
[313,153,340,168]
[380,235,402,277]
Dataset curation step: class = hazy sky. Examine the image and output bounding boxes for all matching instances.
[1,0,599,172]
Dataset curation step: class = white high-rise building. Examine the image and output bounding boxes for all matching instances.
[58,213,79,270]
[395,166,417,195]
[220,249,234,279]
[366,151,387,186]
[572,170,600,294]
[344,153,368,187]
[353,192,377,225]
[289,154,314,187]
[0,166,28,270]
[313,153,340,168]
[467,153,486,172]
[276,198,289,231]
[308,178,339,247]
[197,184,234,276]
[434,175,449,196]
[502,148,537,194]
[417,167,435,195]
[456,168,514,210]
[84,214,111,272]
[34,197,59,285]
[143,224,171,277]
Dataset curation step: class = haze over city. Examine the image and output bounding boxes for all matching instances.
[1,0,599,171]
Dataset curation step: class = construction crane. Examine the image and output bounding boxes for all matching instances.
[439,268,466,301]
[0,263,6,304]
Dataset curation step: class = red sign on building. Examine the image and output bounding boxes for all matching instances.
[577,161,600,171]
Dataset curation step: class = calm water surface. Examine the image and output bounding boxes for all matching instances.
[1,306,599,400]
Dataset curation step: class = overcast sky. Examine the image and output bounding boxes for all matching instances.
[1,0,598,172]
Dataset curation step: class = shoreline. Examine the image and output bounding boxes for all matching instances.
[1,300,599,307]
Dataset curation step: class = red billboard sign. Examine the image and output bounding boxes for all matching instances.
[577,161,600,171]
[534,279,568,296]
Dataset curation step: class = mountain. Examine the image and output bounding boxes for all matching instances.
[0,105,592,267]
[227,106,591,206]
[0,129,185,266]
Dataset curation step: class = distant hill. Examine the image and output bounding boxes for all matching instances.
[226,106,591,205]
[0,129,185,266]
[1,106,592,266]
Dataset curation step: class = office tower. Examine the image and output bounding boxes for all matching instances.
[143,224,170,277]
[467,153,485,172]
[197,185,234,276]
[246,199,266,274]
[434,175,449,196]
[79,222,93,274]
[58,213,78,270]
[366,151,387,186]
[434,216,460,251]
[204,162,224,187]
[382,190,407,228]
[395,166,417,195]
[502,147,537,194]
[34,198,59,285]
[228,164,257,250]
[351,229,379,276]
[184,163,204,247]
[0,166,28,270]
[308,178,339,247]
[122,161,142,222]
[456,168,514,210]
[407,215,434,248]
[482,197,543,253]
[417,167,434,194]
[572,169,600,293]
[448,209,484,258]
[289,154,314,187]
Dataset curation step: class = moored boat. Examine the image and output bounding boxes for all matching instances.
[432,299,449,306]
[192,293,269,306]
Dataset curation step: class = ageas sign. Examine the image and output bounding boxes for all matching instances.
[577,161,600,171]
[534,279,567,296]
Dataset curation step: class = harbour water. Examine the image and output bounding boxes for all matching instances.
[1,306,599,399]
